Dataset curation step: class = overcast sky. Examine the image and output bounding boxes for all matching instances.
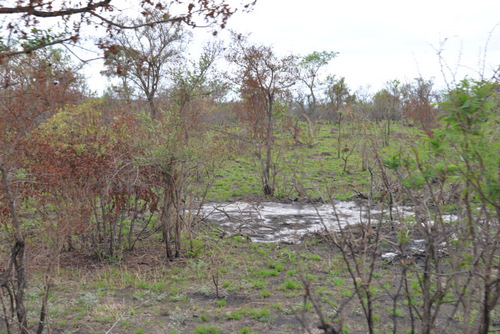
[223,0,500,93]
[88,0,500,95]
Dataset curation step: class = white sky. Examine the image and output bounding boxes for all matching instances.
[214,0,500,93]
[84,0,500,95]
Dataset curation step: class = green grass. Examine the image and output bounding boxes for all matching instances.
[260,289,271,298]
[216,298,227,307]
[15,230,472,333]
[195,325,221,334]
[204,120,421,201]
[249,306,272,322]
[226,308,247,320]
[279,279,301,291]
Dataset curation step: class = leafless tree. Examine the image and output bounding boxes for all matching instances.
[102,11,189,119]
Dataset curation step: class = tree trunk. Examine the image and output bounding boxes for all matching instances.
[0,164,28,334]
[263,96,274,197]
[147,93,158,120]
[337,113,343,158]
[161,181,173,259]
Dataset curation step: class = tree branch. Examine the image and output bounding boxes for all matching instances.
[0,37,75,59]
[0,0,112,17]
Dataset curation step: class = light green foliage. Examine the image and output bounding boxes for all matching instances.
[300,51,338,67]
[39,99,122,155]
[400,79,499,202]
[437,80,499,202]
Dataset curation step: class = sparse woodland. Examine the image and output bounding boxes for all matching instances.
[0,1,499,333]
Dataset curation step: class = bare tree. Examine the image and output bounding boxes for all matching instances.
[325,75,355,157]
[102,11,188,119]
[402,78,437,131]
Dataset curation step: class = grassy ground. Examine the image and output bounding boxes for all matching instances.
[15,226,498,334]
[207,121,419,201]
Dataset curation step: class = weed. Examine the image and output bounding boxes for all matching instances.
[195,325,221,334]
[272,303,284,311]
[341,289,353,297]
[280,279,301,290]
[304,273,317,281]
[252,269,278,278]
[250,278,269,290]
[279,249,297,263]
[250,306,272,322]
[216,298,226,307]
[310,254,321,261]
[267,261,285,272]
[332,277,345,287]
[77,292,98,310]
[169,294,187,302]
[320,295,330,303]
[198,285,212,296]
[170,307,188,326]
[260,289,271,298]
[226,308,247,320]
[257,248,268,256]
[352,306,363,316]
[234,235,246,243]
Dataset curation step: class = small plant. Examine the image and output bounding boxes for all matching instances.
[280,279,300,290]
[387,307,404,317]
[252,269,278,278]
[182,236,203,258]
[195,325,221,334]
[234,235,246,243]
[332,277,345,287]
[198,285,212,297]
[310,254,321,261]
[251,278,269,290]
[170,307,188,325]
[169,293,187,302]
[77,292,98,310]
[216,298,227,308]
[260,289,271,298]
[250,306,272,322]
[267,261,285,272]
[226,308,247,320]
[305,273,317,281]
